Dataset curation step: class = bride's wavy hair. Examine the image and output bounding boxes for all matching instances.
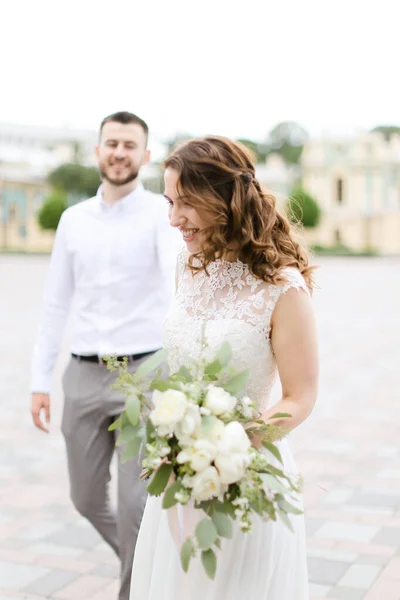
[165,136,315,291]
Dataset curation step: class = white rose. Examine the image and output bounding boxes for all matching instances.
[215,452,249,485]
[204,385,237,416]
[217,421,251,455]
[175,403,202,446]
[177,439,217,472]
[150,389,188,434]
[191,466,222,502]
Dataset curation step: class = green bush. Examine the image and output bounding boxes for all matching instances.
[48,164,101,198]
[287,187,321,229]
[38,191,67,231]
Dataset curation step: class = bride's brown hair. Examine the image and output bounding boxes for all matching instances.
[165,136,315,291]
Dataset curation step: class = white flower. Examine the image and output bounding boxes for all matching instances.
[214,422,252,484]
[240,396,255,419]
[200,407,211,416]
[177,439,217,472]
[204,385,237,416]
[215,452,250,485]
[191,466,222,502]
[150,389,188,434]
[175,403,202,446]
[217,421,251,455]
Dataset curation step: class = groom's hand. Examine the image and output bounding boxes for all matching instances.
[31,393,51,433]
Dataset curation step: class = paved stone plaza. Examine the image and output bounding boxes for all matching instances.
[1,254,400,600]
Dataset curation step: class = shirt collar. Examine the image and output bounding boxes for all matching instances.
[96,182,146,211]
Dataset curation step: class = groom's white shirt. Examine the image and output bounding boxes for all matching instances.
[31,183,183,393]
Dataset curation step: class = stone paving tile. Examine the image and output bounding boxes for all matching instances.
[2,255,400,599]
[338,564,381,590]
[91,564,120,579]
[309,582,332,598]
[44,525,103,549]
[53,575,114,599]
[24,542,84,558]
[373,527,400,547]
[308,558,350,586]
[327,587,366,600]
[23,569,79,596]
[314,522,380,543]
[0,561,49,590]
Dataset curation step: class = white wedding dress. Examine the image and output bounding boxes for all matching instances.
[130,251,310,599]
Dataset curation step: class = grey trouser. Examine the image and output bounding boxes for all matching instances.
[61,356,148,600]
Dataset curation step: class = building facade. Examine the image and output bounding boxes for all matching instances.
[301,132,400,254]
[0,122,97,251]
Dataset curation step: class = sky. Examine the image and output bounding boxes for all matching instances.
[1,0,399,149]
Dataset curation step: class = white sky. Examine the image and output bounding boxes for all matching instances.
[1,0,399,148]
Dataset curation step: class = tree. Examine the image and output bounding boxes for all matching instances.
[286,187,321,228]
[48,164,101,198]
[370,125,400,141]
[236,139,268,163]
[38,191,67,231]
[266,121,309,165]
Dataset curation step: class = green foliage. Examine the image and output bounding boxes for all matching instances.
[180,538,195,572]
[287,187,321,229]
[311,243,378,257]
[201,549,217,579]
[266,121,309,165]
[236,139,268,163]
[37,191,67,231]
[146,463,172,495]
[195,518,218,550]
[370,125,400,141]
[48,164,101,198]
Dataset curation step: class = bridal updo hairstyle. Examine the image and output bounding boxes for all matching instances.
[165,136,314,292]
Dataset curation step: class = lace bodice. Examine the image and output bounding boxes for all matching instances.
[163,250,309,414]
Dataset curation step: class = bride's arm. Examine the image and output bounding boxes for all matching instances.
[260,287,319,434]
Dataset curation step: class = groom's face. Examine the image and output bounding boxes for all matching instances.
[96,121,150,186]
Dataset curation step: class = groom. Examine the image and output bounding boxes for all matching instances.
[30,111,182,600]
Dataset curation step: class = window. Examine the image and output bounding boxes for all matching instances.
[336,178,344,204]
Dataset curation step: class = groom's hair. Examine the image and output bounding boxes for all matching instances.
[99,111,149,144]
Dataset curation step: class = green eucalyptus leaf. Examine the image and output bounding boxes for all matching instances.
[278,498,303,516]
[223,369,250,395]
[108,415,122,432]
[126,395,141,426]
[201,415,218,433]
[269,412,292,419]
[212,512,233,539]
[262,441,283,464]
[204,360,222,377]
[278,509,294,532]
[121,435,142,462]
[260,473,288,495]
[116,424,141,447]
[162,481,184,509]
[133,349,167,381]
[217,342,232,367]
[201,548,217,580]
[195,518,218,550]
[180,538,194,573]
[146,418,156,441]
[175,365,193,382]
[146,463,172,496]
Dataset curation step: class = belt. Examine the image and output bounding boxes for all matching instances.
[71,351,157,364]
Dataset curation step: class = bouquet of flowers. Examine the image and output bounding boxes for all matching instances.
[106,337,302,580]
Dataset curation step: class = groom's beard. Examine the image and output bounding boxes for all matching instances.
[99,161,140,186]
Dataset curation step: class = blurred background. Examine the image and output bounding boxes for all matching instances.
[1,1,399,599]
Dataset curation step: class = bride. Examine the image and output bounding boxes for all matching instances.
[129,136,318,599]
